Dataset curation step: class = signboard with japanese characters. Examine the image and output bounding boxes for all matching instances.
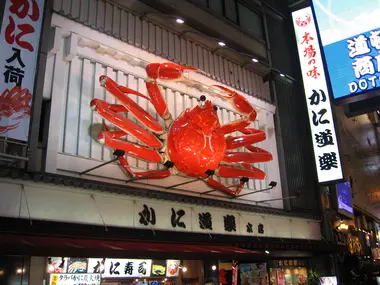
[49,258,180,279]
[0,0,45,141]
[49,274,101,285]
[292,7,343,183]
[133,201,314,239]
[312,0,380,100]
[102,259,152,278]
[2,185,321,240]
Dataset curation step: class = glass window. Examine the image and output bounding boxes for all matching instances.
[224,0,237,22]
[237,3,264,40]
[209,0,224,16]
[0,256,30,285]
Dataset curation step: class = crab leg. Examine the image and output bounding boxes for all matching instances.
[118,156,171,179]
[223,150,272,163]
[146,62,198,125]
[91,99,162,148]
[204,164,266,197]
[98,131,162,162]
[99,76,164,134]
[205,177,245,196]
[217,165,266,180]
[213,85,258,135]
[225,129,266,149]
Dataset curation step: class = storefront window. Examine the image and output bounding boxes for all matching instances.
[269,260,308,285]
[0,255,30,285]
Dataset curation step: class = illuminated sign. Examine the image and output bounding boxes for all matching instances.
[292,7,343,183]
[312,0,380,100]
[102,259,152,278]
[336,181,353,217]
[48,258,181,278]
[320,276,337,285]
[49,274,101,285]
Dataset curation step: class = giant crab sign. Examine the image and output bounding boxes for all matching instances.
[90,62,273,196]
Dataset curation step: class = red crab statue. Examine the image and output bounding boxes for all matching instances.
[90,62,272,196]
[0,85,32,134]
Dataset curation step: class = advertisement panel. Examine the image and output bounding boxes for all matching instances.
[47,258,181,279]
[0,0,45,141]
[312,0,380,100]
[320,276,337,285]
[336,181,354,218]
[292,7,343,183]
[49,274,101,285]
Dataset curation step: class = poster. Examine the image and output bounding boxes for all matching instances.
[320,276,337,285]
[48,257,68,274]
[166,260,180,277]
[151,260,166,276]
[0,0,45,141]
[277,269,285,285]
[67,258,88,274]
[240,263,268,285]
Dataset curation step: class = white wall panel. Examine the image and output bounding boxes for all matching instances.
[45,15,281,207]
[52,0,271,101]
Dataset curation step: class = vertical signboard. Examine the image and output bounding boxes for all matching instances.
[0,0,45,141]
[292,7,343,183]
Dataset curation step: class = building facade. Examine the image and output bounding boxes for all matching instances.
[0,0,342,285]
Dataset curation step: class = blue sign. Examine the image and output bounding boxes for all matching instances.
[336,181,353,214]
[312,0,380,100]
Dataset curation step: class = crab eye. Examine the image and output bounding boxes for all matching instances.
[213,106,218,112]
[199,95,206,107]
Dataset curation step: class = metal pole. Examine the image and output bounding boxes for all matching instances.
[232,187,273,199]
[255,195,298,204]
[79,158,119,175]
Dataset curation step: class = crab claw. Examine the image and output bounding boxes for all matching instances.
[213,85,257,121]
[146,62,198,81]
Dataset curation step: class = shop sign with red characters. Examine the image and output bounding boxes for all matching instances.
[292,7,343,184]
[0,0,45,141]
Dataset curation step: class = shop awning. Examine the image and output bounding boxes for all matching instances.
[0,234,270,260]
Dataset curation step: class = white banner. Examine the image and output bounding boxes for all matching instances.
[292,7,343,183]
[0,0,45,141]
[102,259,152,278]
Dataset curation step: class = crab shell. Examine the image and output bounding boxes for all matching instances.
[167,100,226,178]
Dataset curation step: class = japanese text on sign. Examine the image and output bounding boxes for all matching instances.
[0,0,45,140]
[49,274,101,285]
[102,259,152,278]
[136,203,268,236]
[292,7,343,183]
[347,31,380,93]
